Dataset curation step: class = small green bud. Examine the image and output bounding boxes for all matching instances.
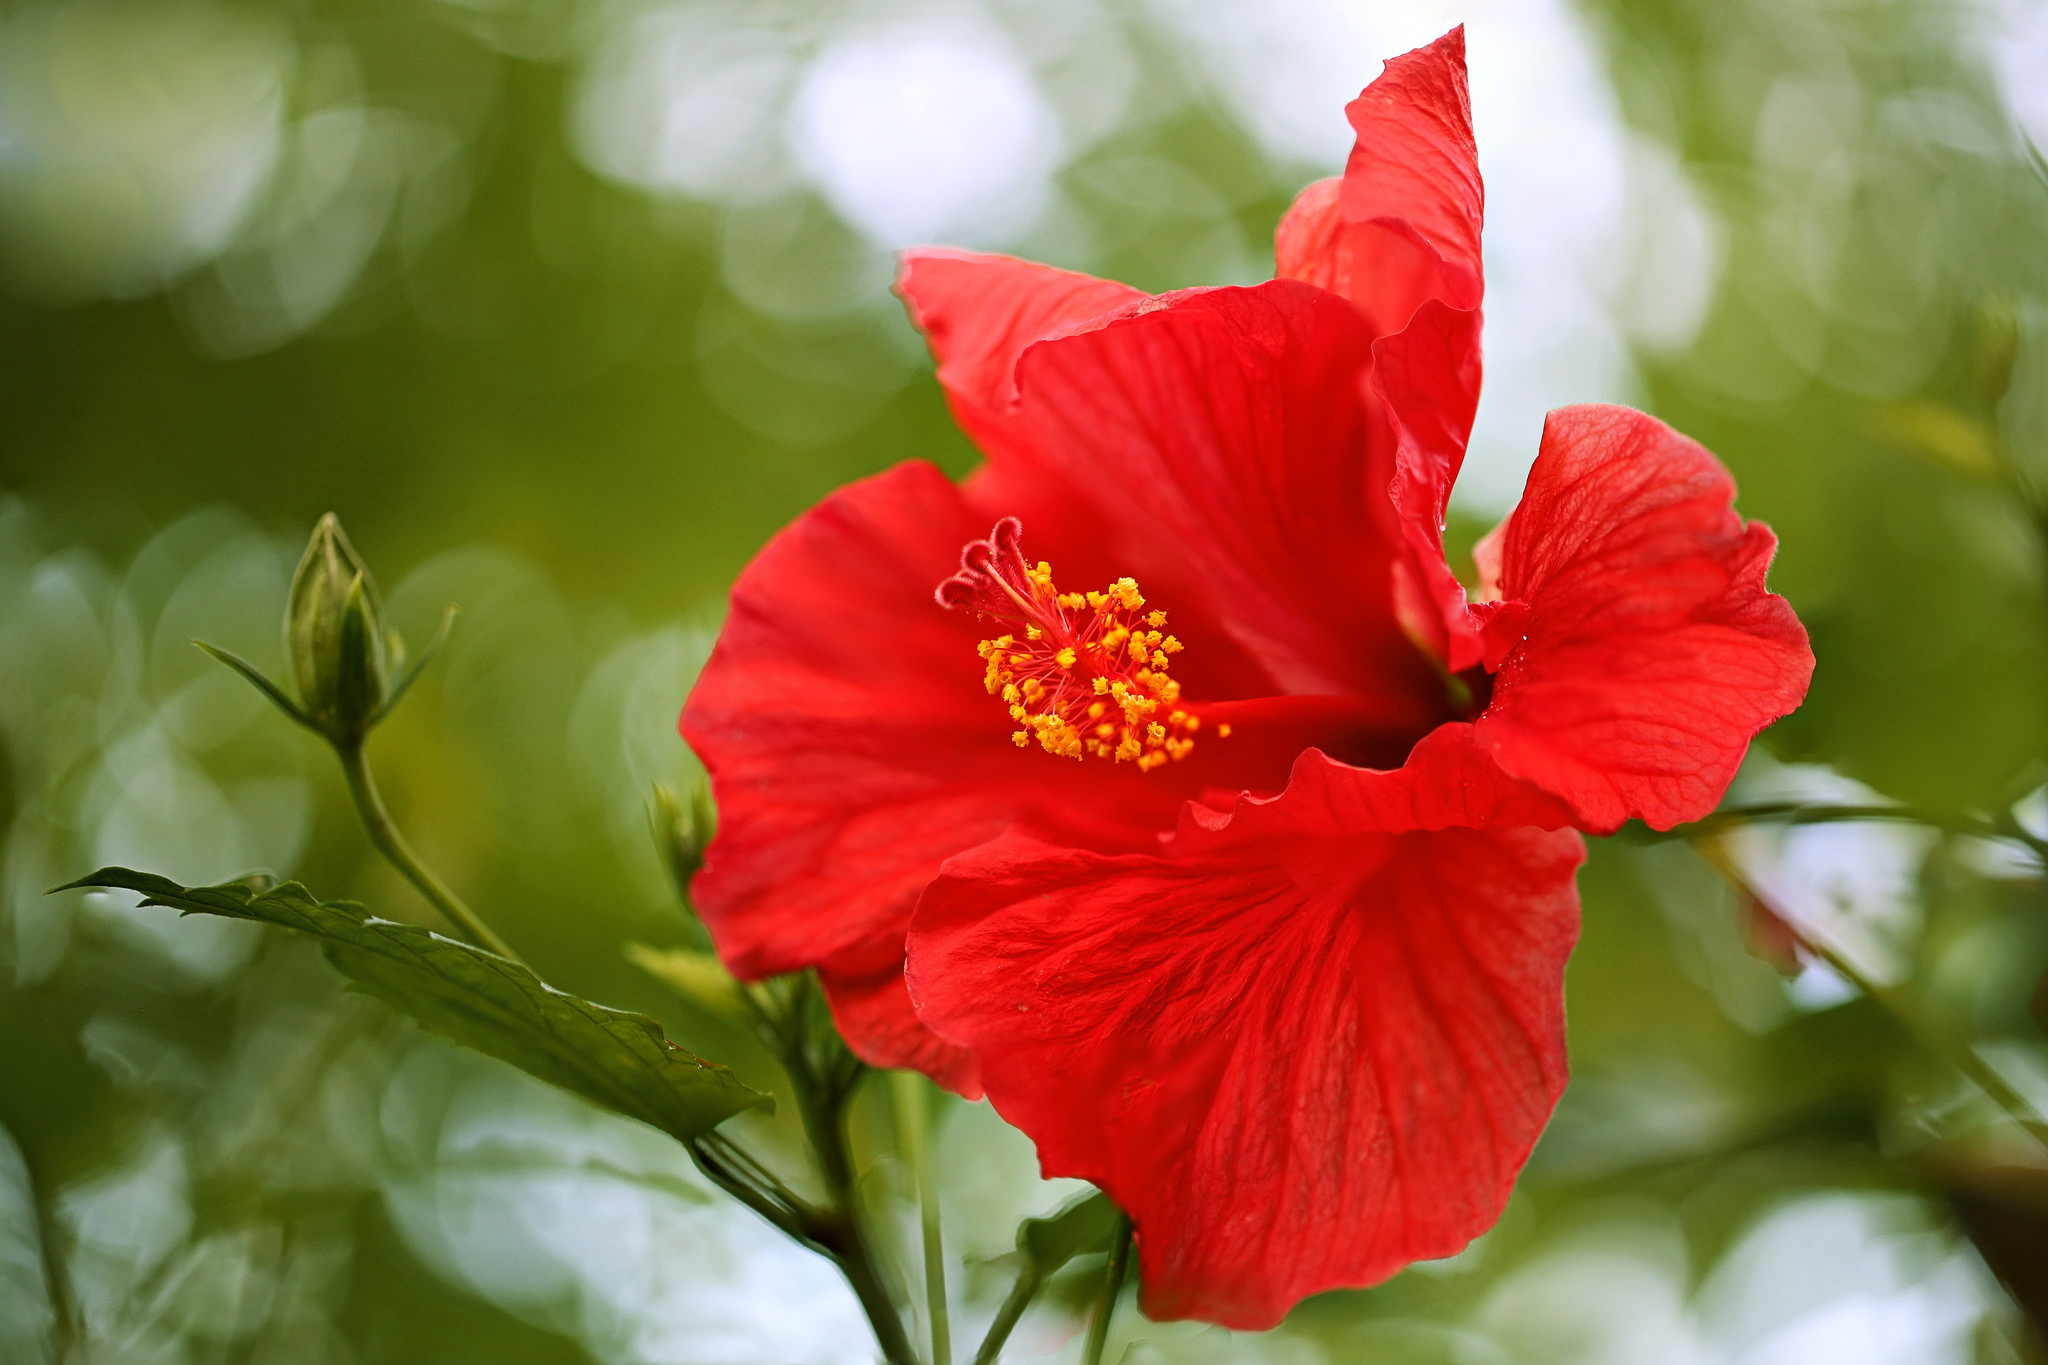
[199,514,450,744]
[287,514,394,743]
[652,778,718,897]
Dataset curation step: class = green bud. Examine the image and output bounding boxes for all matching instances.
[199,514,450,745]
[652,778,718,897]
[287,514,393,743]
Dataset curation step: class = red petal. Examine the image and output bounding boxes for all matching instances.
[819,948,983,1098]
[1228,728,1575,836]
[682,460,1183,979]
[910,804,1582,1329]
[1375,300,1487,670]
[1473,405,1815,832]
[1275,28,1483,337]
[896,252,1315,702]
[1002,280,1442,717]
[895,249,1143,455]
[1271,174,1344,286]
[1273,28,1488,672]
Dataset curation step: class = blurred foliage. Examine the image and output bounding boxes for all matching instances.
[5,0,2048,1361]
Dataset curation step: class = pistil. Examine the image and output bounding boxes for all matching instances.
[937,519,1199,771]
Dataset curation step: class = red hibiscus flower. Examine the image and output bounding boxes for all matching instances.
[681,28,1812,1330]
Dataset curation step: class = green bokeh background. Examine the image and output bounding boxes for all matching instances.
[5,0,2048,1361]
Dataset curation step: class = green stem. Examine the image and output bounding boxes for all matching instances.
[821,1203,920,1365]
[1695,837,2048,1151]
[27,1150,75,1357]
[972,1265,1040,1365]
[688,1133,821,1248]
[892,1070,950,1365]
[1081,1216,1133,1365]
[782,992,918,1365]
[333,739,522,965]
[690,1122,915,1365]
[648,788,912,1362]
[1814,944,2048,1151]
[1670,802,2048,863]
[696,1131,812,1221]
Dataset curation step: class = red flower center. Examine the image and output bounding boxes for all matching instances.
[936,518,1213,771]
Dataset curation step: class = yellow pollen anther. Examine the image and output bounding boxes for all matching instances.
[948,531,1199,772]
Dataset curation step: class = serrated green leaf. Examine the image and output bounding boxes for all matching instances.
[1018,1191,1117,1272]
[59,868,770,1139]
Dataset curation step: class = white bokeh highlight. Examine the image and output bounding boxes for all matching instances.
[0,1,290,300]
[380,1048,875,1365]
[1977,0,2048,158]
[575,3,804,204]
[791,28,1058,247]
[1697,1195,1989,1365]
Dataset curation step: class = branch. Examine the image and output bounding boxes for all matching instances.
[1693,835,2048,1152]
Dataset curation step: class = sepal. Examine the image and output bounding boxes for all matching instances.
[331,571,386,740]
[192,639,320,734]
[373,603,456,726]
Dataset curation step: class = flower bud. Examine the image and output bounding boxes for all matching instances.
[287,514,394,743]
[652,778,718,897]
